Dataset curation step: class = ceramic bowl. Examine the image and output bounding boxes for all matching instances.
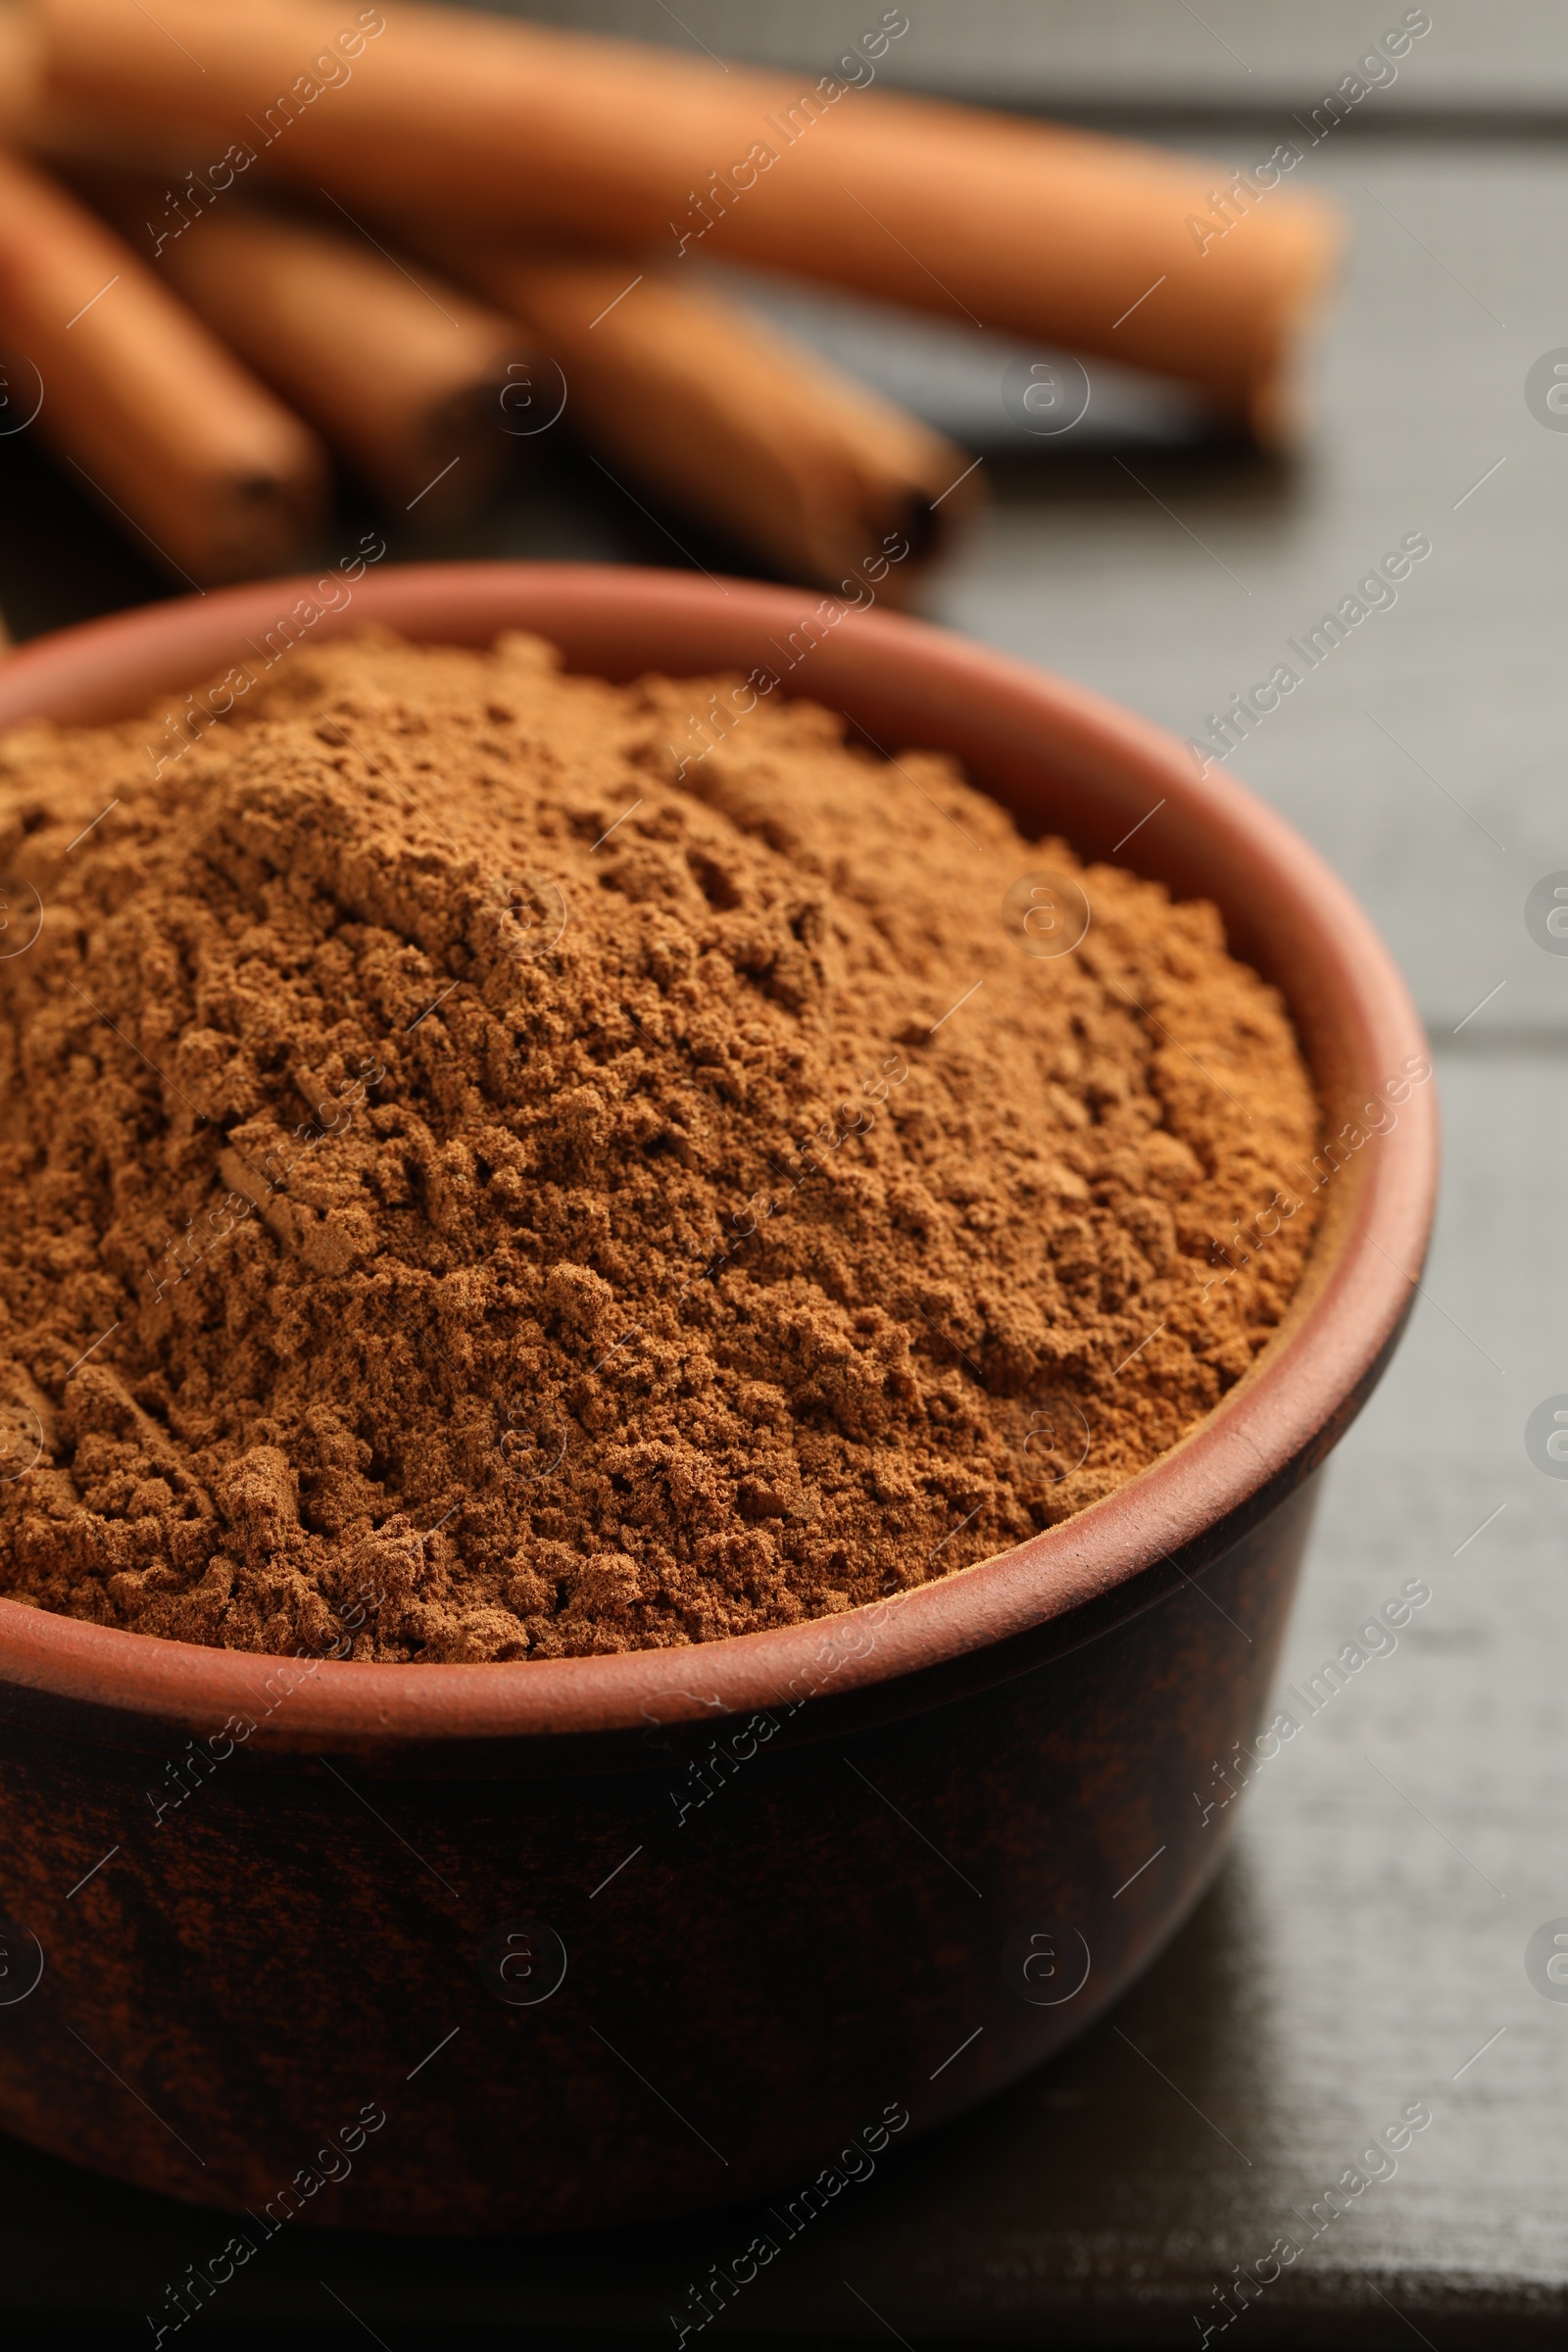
[0,564,1437,2232]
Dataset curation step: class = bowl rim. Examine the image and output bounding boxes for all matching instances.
[0,562,1438,1744]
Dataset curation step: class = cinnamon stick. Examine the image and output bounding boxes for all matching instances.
[87,183,524,518]
[0,142,326,583]
[448,253,976,597]
[27,0,1344,445]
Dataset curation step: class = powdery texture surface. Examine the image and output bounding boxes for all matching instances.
[0,633,1320,1661]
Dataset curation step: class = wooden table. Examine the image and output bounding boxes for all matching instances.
[0,84,1562,2352]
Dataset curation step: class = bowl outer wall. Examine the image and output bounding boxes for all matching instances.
[0,563,1439,1752]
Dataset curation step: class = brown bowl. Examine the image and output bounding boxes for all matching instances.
[0,564,1436,2234]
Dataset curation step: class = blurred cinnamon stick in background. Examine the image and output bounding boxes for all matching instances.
[0,142,326,583]
[79,163,972,586]
[86,182,524,520]
[22,0,1344,446]
[450,253,977,598]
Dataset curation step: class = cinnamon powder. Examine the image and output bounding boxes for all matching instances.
[0,633,1319,1661]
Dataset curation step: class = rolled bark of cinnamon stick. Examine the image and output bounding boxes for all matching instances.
[26,0,1344,446]
[0,142,326,583]
[84,183,525,518]
[447,252,976,597]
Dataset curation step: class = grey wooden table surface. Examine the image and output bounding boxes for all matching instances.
[0,60,1565,2352]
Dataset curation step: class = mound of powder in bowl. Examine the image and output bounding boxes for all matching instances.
[0,631,1321,1661]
